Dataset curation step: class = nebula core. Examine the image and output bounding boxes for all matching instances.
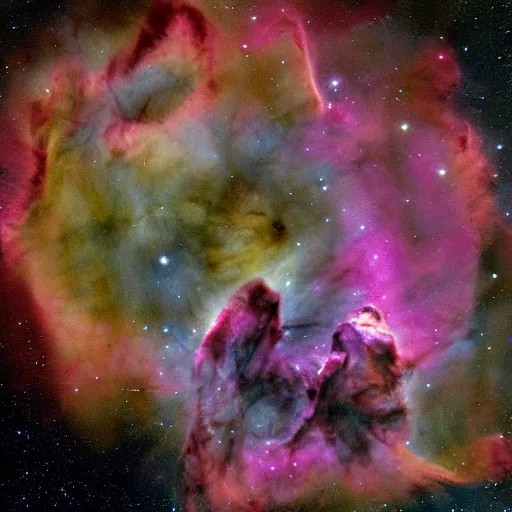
[1,0,512,510]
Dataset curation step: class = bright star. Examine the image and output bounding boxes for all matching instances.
[159,255,170,266]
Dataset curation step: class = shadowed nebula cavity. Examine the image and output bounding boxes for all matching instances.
[1,0,511,510]
[182,280,512,510]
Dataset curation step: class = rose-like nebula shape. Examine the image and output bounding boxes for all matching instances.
[1,0,511,509]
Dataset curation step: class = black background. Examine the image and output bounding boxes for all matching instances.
[1,1,511,510]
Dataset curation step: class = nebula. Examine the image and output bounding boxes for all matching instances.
[183,280,511,510]
[1,0,511,509]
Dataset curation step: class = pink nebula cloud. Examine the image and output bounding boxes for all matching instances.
[1,0,511,509]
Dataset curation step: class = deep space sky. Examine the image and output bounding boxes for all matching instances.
[1,1,512,511]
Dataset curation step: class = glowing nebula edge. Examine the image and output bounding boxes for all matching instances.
[1,0,512,510]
